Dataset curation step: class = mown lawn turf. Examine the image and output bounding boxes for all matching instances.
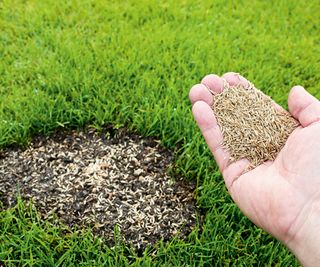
[1,0,320,265]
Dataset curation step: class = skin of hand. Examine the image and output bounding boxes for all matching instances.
[189,72,320,267]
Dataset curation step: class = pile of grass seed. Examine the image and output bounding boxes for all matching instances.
[212,83,298,168]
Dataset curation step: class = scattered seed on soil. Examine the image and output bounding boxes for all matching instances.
[212,83,298,168]
[0,129,198,249]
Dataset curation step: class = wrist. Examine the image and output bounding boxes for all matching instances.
[286,201,320,267]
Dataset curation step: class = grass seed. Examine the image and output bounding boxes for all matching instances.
[0,129,198,249]
[212,83,298,168]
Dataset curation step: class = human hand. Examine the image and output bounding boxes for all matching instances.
[189,72,320,267]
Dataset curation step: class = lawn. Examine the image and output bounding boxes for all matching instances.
[1,0,320,265]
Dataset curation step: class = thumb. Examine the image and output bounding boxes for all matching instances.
[288,86,320,127]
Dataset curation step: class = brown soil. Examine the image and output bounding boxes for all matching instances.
[0,128,198,249]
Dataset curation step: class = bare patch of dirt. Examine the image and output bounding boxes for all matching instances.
[0,128,198,249]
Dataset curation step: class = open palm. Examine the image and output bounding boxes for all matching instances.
[189,73,320,265]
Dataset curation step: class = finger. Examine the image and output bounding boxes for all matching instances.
[288,86,320,127]
[192,101,229,170]
[192,100,252,185]
[222,158,251,191]
[201,74,224,94]
[222,72,251,88]
[189,84,213,106]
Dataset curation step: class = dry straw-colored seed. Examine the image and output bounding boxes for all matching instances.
[212,83,298,168]
[0,130,198,249]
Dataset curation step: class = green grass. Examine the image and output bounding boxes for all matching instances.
[1,0,319,265]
